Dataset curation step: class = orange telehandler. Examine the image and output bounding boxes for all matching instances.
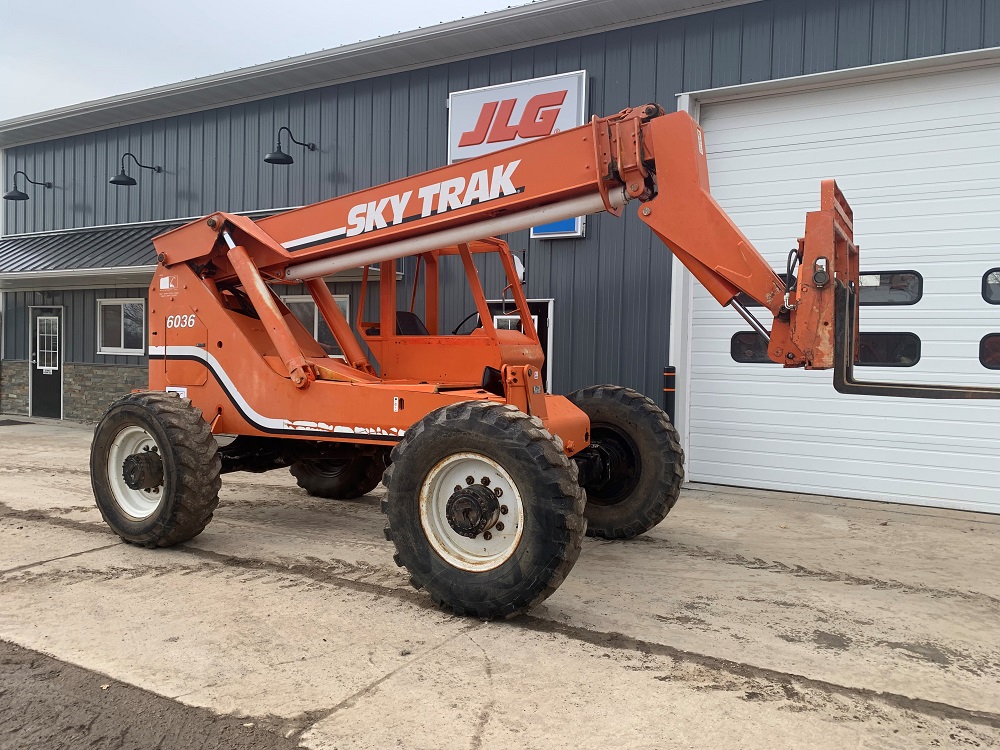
[89,103,1000,618]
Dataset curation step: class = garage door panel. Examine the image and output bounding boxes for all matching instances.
[703,82,1000,132]
[688,59,1000,512]
[702,68,1000,136]
[689,390,998,430]
[689,434,997,475]
[689,417,996,452]
[686,451,997,513]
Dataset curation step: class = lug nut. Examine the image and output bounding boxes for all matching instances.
[483,531,493,541]
[481,477,490,486]
[495,488,503,498]
[454,485,461,493]
[466,476,474,485]
[496,522,505,531]
[500,505,508,514]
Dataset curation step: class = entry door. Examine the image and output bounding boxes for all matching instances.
[30,308,62,418]
[487,299,553,391]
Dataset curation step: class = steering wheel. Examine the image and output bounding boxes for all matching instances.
[451,310,481,335]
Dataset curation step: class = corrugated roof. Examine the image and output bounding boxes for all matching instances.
[0,0,749,148]
[0,220,185,274]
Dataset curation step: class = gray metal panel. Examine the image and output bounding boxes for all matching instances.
[3,0,993,402]
[988,0,1000,46]
[908,0,947,58]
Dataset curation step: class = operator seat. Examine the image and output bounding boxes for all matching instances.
[395,310,430,336]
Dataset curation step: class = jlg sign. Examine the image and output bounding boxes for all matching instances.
[448,70,587,238]
[448,70,586,163]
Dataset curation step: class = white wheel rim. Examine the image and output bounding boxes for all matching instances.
[419,453,525,572]
[107,425,164,520]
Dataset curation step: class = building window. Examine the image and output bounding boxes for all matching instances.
[36,316,60,370]
[857,271,922,306]
[98,299,145,355]
[736,270,922,308]
[982,334,1000,370]
[282,295,350,357]
[856,332,920,367]
[493,313,538,332]
[984,269,1000,304]
[730,331,771,363]
[731,331,921,366]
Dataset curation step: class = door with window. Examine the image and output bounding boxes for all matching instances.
[30,307,62,418]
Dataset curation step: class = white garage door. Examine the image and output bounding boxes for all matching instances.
[688,61,1000,513]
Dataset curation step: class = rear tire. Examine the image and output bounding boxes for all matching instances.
[569,385,683,539]
[382,402,586,619]
[90,392,221,547]
[290,452,387,499]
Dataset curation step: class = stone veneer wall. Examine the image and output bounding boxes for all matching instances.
[0,361,148,422]
[63,364,149,422]
[0,360,29,416]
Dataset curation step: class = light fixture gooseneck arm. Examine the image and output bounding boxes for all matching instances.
[11,170,53,189]
[276,126,316,151]
[120,152,162,173]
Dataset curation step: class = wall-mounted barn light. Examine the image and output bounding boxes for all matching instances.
[264,126,316,165]
[110,152,162,186]
[3,170,53,201]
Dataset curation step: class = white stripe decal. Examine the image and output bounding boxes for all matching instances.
[282,225,347,251]
[149,345,403,438]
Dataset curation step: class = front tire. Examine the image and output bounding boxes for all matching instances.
[90,392,221,547]
[382,402,586,619]
[569,385,684,539]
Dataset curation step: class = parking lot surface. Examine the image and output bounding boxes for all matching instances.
[1,418,999,749]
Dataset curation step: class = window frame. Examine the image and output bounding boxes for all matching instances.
[981,334,1000,370]
[730,331,772,364]
[35,315,60,371]
[281,294,351,358]
[97,298,146,356]
[983,268,1000,305]
[856,270,923,307]
[855,331,921,368]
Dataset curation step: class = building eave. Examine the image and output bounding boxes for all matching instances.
[0,0,752,148]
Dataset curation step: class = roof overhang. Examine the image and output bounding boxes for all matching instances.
[0,265,156,291]
[0,265,392,291]
[0,0,752,148]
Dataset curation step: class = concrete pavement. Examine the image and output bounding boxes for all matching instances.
[1,418,998,748]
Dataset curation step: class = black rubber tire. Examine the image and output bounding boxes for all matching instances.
[382,402,586,619]
[290,452,387,500]
[90,391,221,547]
[568,385,684,539]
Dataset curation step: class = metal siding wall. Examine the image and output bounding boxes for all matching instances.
[2,287,147,365]
[2,0,994,401]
